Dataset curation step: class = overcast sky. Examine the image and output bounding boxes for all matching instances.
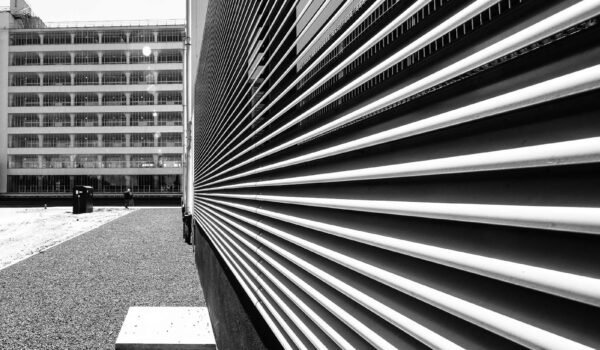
[0,0,185,22]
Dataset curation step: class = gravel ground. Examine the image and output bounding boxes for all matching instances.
[0,208,204,349]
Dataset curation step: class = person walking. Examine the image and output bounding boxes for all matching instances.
[123,188,133,209]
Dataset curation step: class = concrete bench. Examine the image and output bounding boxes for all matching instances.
[115,307,216,350]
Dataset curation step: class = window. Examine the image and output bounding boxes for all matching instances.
[130,72,155,85]
[12,95,40,107]
[158,112,182,126]
[102,73,126,85]
[131,155,155,168]
[74,73,99,85]
[102,31,127,43]
[157,30,183,42]
[130,51,154,64]
[75,114,98,127]
[44,53,71,65]
[130,113,154,126]
[12,74,40,86]
[10,114,39,127]
[74,52,99,65]
[8,156,39,169]
[131,92,154,105]
[44,155,73,169]
[103,155,125,168]
[75,134,98,147]
[74,94,99,106]
[43,74,70,86]
[158,71,182,84]
[130,30,154,43]
[157,51,182,63]
[39,176,71,193]
[103,94,127,106]
[131,133,155,147]
[102,52,127,64]
[10,33,40,46]
[43,94,70,107]
[75,155,99,168]
[103,134,126,147]
[102,114,127,126]
[101,175,127,192]
[73,176,100,189]
[9,135,39,148]
[131,175,154,192]
[44,114,71,127]
[44,33,71,45]
[11,53,40,66]
[158,92,182,105]
[158,154,182,168]
[158,133,182,147]
[158,175,181,192]
[8,176,40,193]
[43,134,70,148]
[74,31,99,44]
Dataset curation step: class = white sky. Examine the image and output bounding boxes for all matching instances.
[0,0,185,22]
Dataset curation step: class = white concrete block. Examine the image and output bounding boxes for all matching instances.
[115,307,216,350]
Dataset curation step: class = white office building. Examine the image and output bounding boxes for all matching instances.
[0,0,184,194]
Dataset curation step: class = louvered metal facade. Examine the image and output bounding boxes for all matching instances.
[192,0,600,348]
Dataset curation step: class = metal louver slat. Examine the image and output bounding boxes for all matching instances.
[193,0,600,348]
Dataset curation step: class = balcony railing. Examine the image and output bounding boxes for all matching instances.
[103,142,126,147]
[74,101,100,106]
[13,101,41,107]
[44,161,76,169]
[10,142,39,148]
[103,101,127,106]
[13,19,185,29]
[157,120,182,126]
[158,141,182,147]
[12,81,41,86]
[8,161,40,169]
[11,121,40,127]
[74,142,99,147]
[9,160,183,169]
[130,141,155,147]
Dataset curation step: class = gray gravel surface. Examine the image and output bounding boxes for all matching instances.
[0,208,204,350]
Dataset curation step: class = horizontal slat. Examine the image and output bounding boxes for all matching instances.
[200,0,600,184]
[202,64,600,188]
[196,0,425,173]
[200,197,600,307]
[205,192,600,235]
[195,216,294,349]
[200,205,464,350]
[203,216,321,350]
[198,199,593,350]
[193,0,600,348]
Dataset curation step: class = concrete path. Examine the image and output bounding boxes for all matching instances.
[0,208,204,349]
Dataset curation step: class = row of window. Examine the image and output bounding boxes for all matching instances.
[7,175,182,193]
[11,71,182,86]
[9,112,182,127]
[10,30,184,46]
[11,92,182,107]
[11,51,183,66]
[8,133,182,148]
[9,154,182,169]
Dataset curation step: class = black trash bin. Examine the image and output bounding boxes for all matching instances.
[73,186,94,214]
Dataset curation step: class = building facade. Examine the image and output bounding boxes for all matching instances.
[191,0,600,349]
[0,1,184,194]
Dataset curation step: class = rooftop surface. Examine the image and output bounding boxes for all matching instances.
[0,208,204,349]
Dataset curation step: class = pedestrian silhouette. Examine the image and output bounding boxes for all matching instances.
[123,188,133,209]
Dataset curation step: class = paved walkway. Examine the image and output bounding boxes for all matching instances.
[0,208,204,349]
